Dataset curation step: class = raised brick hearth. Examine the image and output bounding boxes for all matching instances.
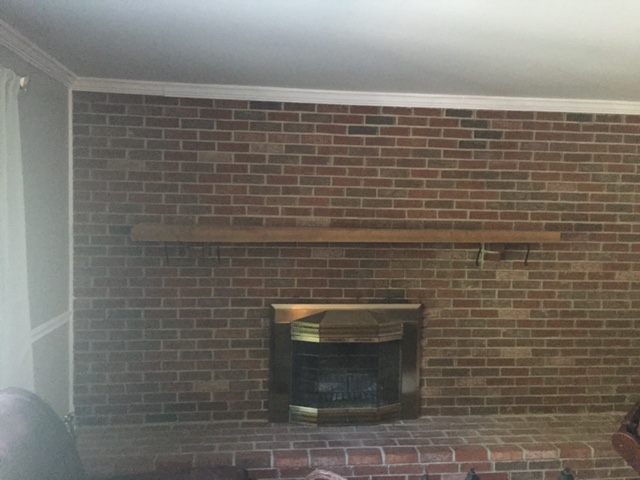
[77,413,636,480]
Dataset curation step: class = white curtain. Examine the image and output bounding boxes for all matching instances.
[0,65,34,391]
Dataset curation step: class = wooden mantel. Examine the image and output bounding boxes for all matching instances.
[130,224,561,244]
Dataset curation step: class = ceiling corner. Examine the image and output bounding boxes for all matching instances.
[0,19,76,87]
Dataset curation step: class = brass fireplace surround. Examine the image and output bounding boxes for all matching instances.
[269,303,422,425]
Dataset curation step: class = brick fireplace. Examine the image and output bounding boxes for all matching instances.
[72,92,640,428]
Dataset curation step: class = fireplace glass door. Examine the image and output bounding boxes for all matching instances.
[290,340,401,424]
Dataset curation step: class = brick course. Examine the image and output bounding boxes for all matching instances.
[73,92,640,425]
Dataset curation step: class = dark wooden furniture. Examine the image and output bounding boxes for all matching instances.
[612,400,640,474]
[0,387,250,480]
[0,387,86,480]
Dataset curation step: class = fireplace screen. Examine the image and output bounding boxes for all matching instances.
[290,341,401,424]
[269,304,421,426]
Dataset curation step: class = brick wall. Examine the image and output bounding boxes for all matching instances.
[72,92,640,425]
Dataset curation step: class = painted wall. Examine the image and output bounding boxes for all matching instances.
[0,46,71,416]
[72,92,640,425]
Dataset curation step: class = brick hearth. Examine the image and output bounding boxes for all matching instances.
[77,413,636,480]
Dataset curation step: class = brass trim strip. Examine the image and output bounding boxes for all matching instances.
[289,403,402,426]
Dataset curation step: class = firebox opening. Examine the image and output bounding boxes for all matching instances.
[269,304,421,426]
[290,340,402,425]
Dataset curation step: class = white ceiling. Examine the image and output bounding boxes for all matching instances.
[1,0,639,104]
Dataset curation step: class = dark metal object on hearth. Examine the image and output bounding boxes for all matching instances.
[558,467,576,480]
[465,468,480,480]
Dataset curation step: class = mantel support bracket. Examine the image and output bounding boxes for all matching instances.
[164,242,222,266]
[476,242,532,268]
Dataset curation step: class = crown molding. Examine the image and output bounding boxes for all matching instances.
[1,19,638,114]
[73,76,640,115]
[0,19,76,86]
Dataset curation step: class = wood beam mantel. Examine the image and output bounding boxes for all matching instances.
[130,224,561,244]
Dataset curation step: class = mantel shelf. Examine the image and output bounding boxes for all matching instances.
[130,224,561,245]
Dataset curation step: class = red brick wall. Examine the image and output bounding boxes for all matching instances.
[72,92,640,425]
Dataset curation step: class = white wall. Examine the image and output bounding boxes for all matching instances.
[0,45,72,416]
